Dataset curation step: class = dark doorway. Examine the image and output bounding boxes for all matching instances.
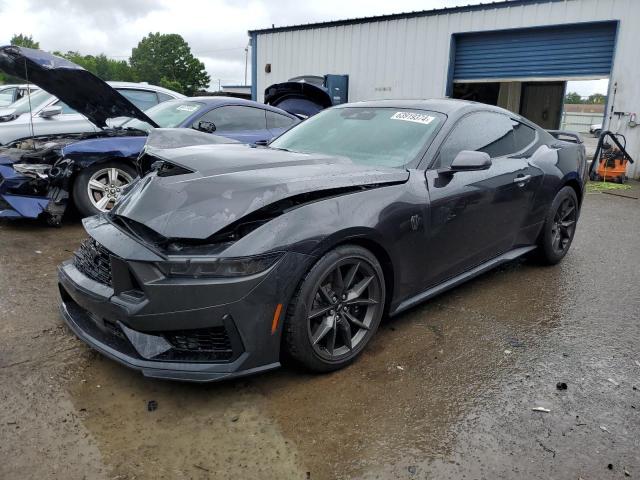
[519,81,566,129]
[452,82,500,105]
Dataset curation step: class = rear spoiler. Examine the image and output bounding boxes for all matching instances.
[547,130,583,144]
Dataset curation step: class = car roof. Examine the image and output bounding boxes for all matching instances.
[335,98,514,116]
[180,96,298,116]
[106,81,185,98]
[0,84,39,89]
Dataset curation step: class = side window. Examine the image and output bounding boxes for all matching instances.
[0,87,17,105]
[512,120,537,151]
[118,89,159,111]
[157,92,174,103]
[436,112,517,168]
[266,110,295,129]
[54,100,78,114]
[196,106,267,132]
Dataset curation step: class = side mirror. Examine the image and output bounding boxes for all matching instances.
[39,105,62,118]
[195,120,216,133]
[448,150,492,172]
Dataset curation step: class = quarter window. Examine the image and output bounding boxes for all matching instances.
[197,106,266,132]
[266,110,295,129]
[435,112,535,168]
[118,89,159,111]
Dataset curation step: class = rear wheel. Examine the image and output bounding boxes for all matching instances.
[284,245,385,372]
[536,186,578,265]
[73,162,136,217]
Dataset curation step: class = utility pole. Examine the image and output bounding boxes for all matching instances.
[244,46,249,86]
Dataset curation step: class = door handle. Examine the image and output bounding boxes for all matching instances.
[513,174,532,185]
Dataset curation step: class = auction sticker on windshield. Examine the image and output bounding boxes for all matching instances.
[391,112,435,125]
[177,105,199,112]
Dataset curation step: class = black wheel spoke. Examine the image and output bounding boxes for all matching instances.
[344,262,360,289]
[343,310,370,330]
[347,275,374,301]
[326,323,337,355]
[345,298,378,307]
[311,317,333,345]
[333,266,345,294]
[309,305,333,320]
[561,205,575,220]
[318,285,334,305]
[338,316,353,350]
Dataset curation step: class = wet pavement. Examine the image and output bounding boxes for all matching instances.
[1,183,639,479]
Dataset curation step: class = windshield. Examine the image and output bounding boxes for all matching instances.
[269,107,444,167]
[122,100,204,132]
[8,89,51,115]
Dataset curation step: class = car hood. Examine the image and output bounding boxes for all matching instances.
[0,46,159,129]
[113,144,409,240]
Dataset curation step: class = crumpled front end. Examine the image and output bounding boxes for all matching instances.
[0,145,72,223]
[58,215,314,381]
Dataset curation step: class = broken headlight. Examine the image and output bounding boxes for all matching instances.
[157,252,283,278]
[13,163,51,179]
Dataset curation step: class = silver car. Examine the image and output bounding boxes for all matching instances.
[0,84,40,107]
[0,81,184,145]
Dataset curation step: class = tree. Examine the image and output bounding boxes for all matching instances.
[587,93,606,104]
[0,34,40,84]
[10,34,39,49]
[53,51,136,82]
[564,91,583,104]
[130,33,210,95]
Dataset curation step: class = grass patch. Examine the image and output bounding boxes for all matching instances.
[586,181,632,192]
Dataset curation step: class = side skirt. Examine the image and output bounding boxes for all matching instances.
[390,246,537,316]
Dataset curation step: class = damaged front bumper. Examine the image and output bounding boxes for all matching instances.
[0,161,68,222]
[57,215,314,382]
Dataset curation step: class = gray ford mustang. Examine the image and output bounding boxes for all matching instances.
[58,99,587,382]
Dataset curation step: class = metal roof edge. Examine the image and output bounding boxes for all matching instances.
[248,0,568,35]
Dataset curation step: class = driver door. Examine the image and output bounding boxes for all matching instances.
[422,111,543,288]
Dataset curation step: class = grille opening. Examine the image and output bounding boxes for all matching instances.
[164,327,233,360]
[73,238,113,286]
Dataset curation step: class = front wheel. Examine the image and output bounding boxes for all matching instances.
[283,245,386,372]
[72,162,136,217]
[536,186,579,265]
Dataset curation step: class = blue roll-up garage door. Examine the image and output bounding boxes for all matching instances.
[453,21,617,81]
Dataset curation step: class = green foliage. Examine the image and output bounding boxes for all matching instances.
[588,93,607,104]
[564,91,583,104]
[0,32,209,94]
[53,51,137,82]
[130,33,210,95]
[0,34,41,83]
[10,34,39,49]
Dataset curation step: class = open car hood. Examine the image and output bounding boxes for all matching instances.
[264,80,333,118]
[113,143,408,240]
[0,46,159,129]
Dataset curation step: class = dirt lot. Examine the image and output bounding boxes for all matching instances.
[1,183,639,480]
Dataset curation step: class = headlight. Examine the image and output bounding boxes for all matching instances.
[13,163,51,179]
[157,252,283,278]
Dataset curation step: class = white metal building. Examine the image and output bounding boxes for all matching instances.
[249,0,640,177]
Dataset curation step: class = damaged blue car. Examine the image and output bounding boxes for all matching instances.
[0,46,298,224]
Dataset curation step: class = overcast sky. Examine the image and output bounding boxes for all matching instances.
[0,0,607,95]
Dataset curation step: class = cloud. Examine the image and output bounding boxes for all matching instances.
[0,0,476,89]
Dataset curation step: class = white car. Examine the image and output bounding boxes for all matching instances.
[0,84,40,107]
[589,123,603,137]
[0,81,184,145]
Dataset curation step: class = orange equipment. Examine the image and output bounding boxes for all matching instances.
[589,131,634,184]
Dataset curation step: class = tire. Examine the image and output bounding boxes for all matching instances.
[72,161,137,217]
[536,186,579,265]
[283,245,386,372]
[593,129,602,138]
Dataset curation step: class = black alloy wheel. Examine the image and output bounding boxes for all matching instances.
[537,186,579,265]
[284,245,385,372]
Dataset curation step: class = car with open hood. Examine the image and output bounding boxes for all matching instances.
[0,46,298,223]
[58,98,588,382]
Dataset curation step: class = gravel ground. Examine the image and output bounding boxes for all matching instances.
[1,182,638,479]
